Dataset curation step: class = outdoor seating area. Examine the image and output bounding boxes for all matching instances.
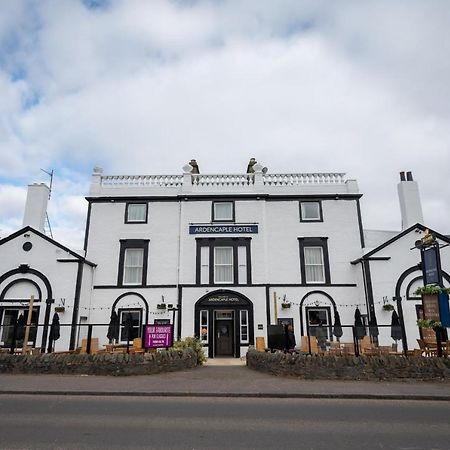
[292,335,450,357]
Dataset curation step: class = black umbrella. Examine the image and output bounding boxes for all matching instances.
[122,313,134,342]
[390,310,402,341]
[15,313,26,341]
[107,310,120,344]
[47,312,61,353]
[333,310,343,341]
[354,308,366,340]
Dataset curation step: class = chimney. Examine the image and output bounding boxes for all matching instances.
[22,183,50,232]
[397,171,424,230]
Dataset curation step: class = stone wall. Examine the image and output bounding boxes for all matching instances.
[247,349,450,381]
[0,348,197,376]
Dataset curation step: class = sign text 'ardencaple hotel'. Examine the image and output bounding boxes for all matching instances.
[189,224,258,234]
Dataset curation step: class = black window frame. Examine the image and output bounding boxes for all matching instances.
[212,201,235,223]
[196,237,252,286]
[118,308,143,343]
[298,237,331,285]
[117,239,149,287]
[299,201,323,222]
[125,202,148,224]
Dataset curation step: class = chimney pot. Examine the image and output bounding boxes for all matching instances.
[400,171,406,181]
[406,171,413,181]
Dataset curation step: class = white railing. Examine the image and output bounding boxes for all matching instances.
[101,174,184,187]
[191,174,255,186]
[263,173,346,186]
[98,172,346,188]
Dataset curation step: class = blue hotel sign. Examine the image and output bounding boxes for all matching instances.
[422,246,440,285]
[189,224,258,234]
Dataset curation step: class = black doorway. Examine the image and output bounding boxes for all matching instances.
[215,318,234,356]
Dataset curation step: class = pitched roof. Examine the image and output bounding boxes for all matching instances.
[0,226,96,267]
[362,223,450,260]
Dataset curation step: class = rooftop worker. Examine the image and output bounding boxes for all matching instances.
[247,158,257,173]
[189,159,200,174]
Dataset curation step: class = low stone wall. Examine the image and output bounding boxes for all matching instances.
[0,348,197,376]
[247,349,450,381]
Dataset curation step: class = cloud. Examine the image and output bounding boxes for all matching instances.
[0,0,449,250]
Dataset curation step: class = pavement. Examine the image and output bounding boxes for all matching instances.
[0,358,449,400]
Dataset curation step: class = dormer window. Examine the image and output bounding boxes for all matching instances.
[212,201,234,222]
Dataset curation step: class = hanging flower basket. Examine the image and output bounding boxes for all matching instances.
[415,285,446,296]
[382,304,394,312]
[281,303,291,309]
[54,306,65,313]
[417,319,442,329]
[157,303,167,310]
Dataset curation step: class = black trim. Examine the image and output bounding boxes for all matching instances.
[394,266,450,299]
[298,237,331,285]
[86,193,363,203]
[0,267,53,353]
[69,261,84,350]
[93,284,177,289]
[299,201,323,222]
[212,201,235,222]
[0,226,96,267]
[194,289,254,358]
[362,259,375,320]
[298,290,336,336]
[177,285,182,340]
[406,276,422,300]
[56,259,83,263]
[356,198,365,249]
[351,256,391,265]
[124,202,148,224]
[93,282,357,289]
[112,292,149,325]
[265,285,271,326]
[83,201,92,252]
[117,307,143,342]
[117,239,150,287]
[195,237,252,286]
[0,278,42,302]
[305,305,333,342]
[362,223,450,259]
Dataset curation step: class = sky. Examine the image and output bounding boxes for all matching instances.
[0,0,449,251]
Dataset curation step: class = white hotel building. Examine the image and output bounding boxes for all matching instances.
[1,162,449,356]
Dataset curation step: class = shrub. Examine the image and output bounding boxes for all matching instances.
[173,337,207,365]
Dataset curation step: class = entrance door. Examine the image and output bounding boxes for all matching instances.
[215,311,234,356]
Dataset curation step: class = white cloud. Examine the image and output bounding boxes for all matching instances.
[0,0,449,248]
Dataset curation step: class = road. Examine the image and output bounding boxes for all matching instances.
[0,395,448,449]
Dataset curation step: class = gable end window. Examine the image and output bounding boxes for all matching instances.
[125,203,148,224]
[298,237,330,284]
[212,201,234,222]
[300,201,322,222]
[118,239,149,286]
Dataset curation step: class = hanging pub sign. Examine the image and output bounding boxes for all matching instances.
[189,224,258,234]
[421,245,442,286]
[144,324,173,348]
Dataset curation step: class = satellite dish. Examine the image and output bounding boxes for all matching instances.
[262,167,268,174]
[414,240,422,249]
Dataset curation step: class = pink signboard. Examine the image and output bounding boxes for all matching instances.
[144,324,173,348]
